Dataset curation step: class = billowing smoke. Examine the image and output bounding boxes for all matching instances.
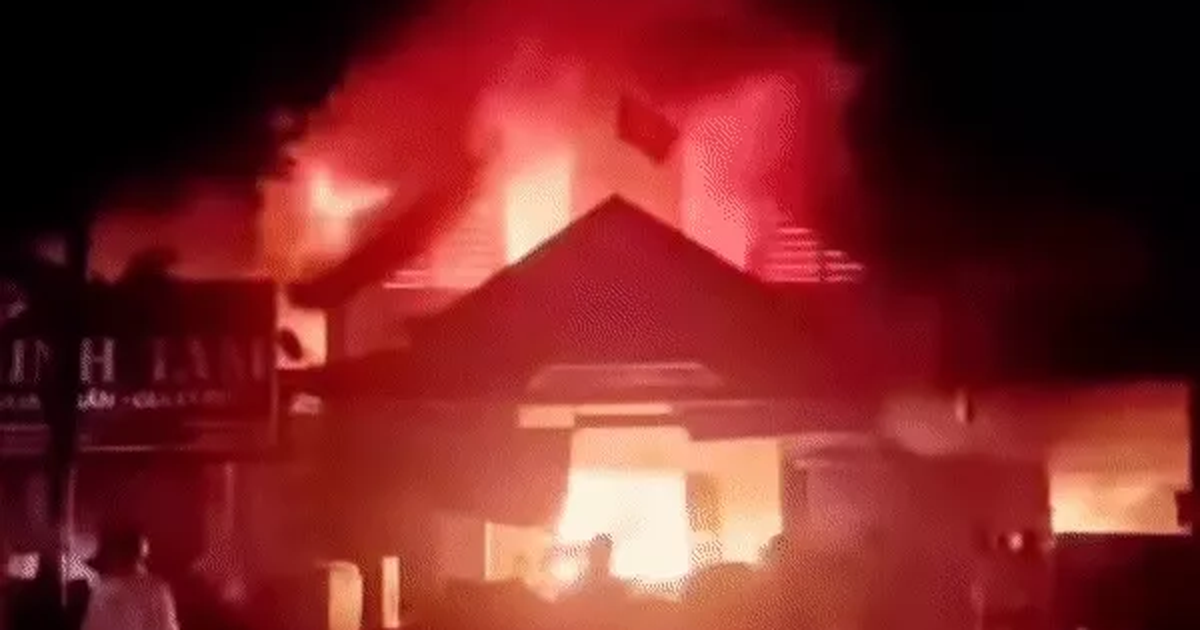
[265,0,864,276]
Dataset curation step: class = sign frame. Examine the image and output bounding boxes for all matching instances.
[0,278,278,457]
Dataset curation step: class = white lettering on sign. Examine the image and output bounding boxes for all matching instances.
[4,340,52,385]
[80,337,117,385]
[152,336,268,385]
[0,336,270,388]
[0,388,243,413]
[78,388,117,411]
[186,338,211,382]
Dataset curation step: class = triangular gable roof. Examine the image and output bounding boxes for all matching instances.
[304,196,882,402]
[398,195,848,394]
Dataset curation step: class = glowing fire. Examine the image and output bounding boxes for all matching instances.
[553,470,691,585]
[304,165,394,252]
[502,150,575,263]
[308,166,393,220]
[1051,474,1185,534]
[256,0,870,298]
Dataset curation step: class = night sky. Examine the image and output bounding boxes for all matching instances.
[841,2,1195,276]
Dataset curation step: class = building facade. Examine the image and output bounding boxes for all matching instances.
[0,278,277,598]
[286,195,1192,628]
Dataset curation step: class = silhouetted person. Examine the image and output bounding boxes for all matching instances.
[557,536,631,630]
[81,526,179,630]
[578,535,628,599]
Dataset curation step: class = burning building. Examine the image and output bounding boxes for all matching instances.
[279,189,1095,629]
[4,1,1184,627]
[0,277,277,599]
[265,24,1190,620]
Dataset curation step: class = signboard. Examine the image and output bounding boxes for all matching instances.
[0,279,276,455]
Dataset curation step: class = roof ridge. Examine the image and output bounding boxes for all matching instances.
[412,196,791,347]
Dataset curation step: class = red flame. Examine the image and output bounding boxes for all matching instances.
[307,166,393,221]
[267,0,867,291]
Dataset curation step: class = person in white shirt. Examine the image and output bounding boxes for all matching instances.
[82,526,179,630]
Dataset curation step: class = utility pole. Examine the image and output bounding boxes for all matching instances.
[39,220,91,612]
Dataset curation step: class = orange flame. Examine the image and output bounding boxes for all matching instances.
[307,166,393,220]
[553,470,691,585]
[303,164,394,252]
[502,150,575,263]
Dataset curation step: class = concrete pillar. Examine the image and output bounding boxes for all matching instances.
[194,463,239,593]
[434,511,488,584]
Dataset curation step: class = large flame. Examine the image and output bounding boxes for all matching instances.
[552,469,692,585]
[305,164,394,251]
[308,167,393,221]
[502,151,575,263]
[261,0,867,288]
[92,0,869,322]
[286,68,863,281]
[254,0,870,368]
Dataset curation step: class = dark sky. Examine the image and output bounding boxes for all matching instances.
[830,0,1197,375]
[830,1,1194,273]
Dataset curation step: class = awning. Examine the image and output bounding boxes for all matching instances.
[590,399,881,441]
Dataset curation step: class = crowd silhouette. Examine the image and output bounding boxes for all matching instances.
[4,532,984,630]
[414,533,890,630]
